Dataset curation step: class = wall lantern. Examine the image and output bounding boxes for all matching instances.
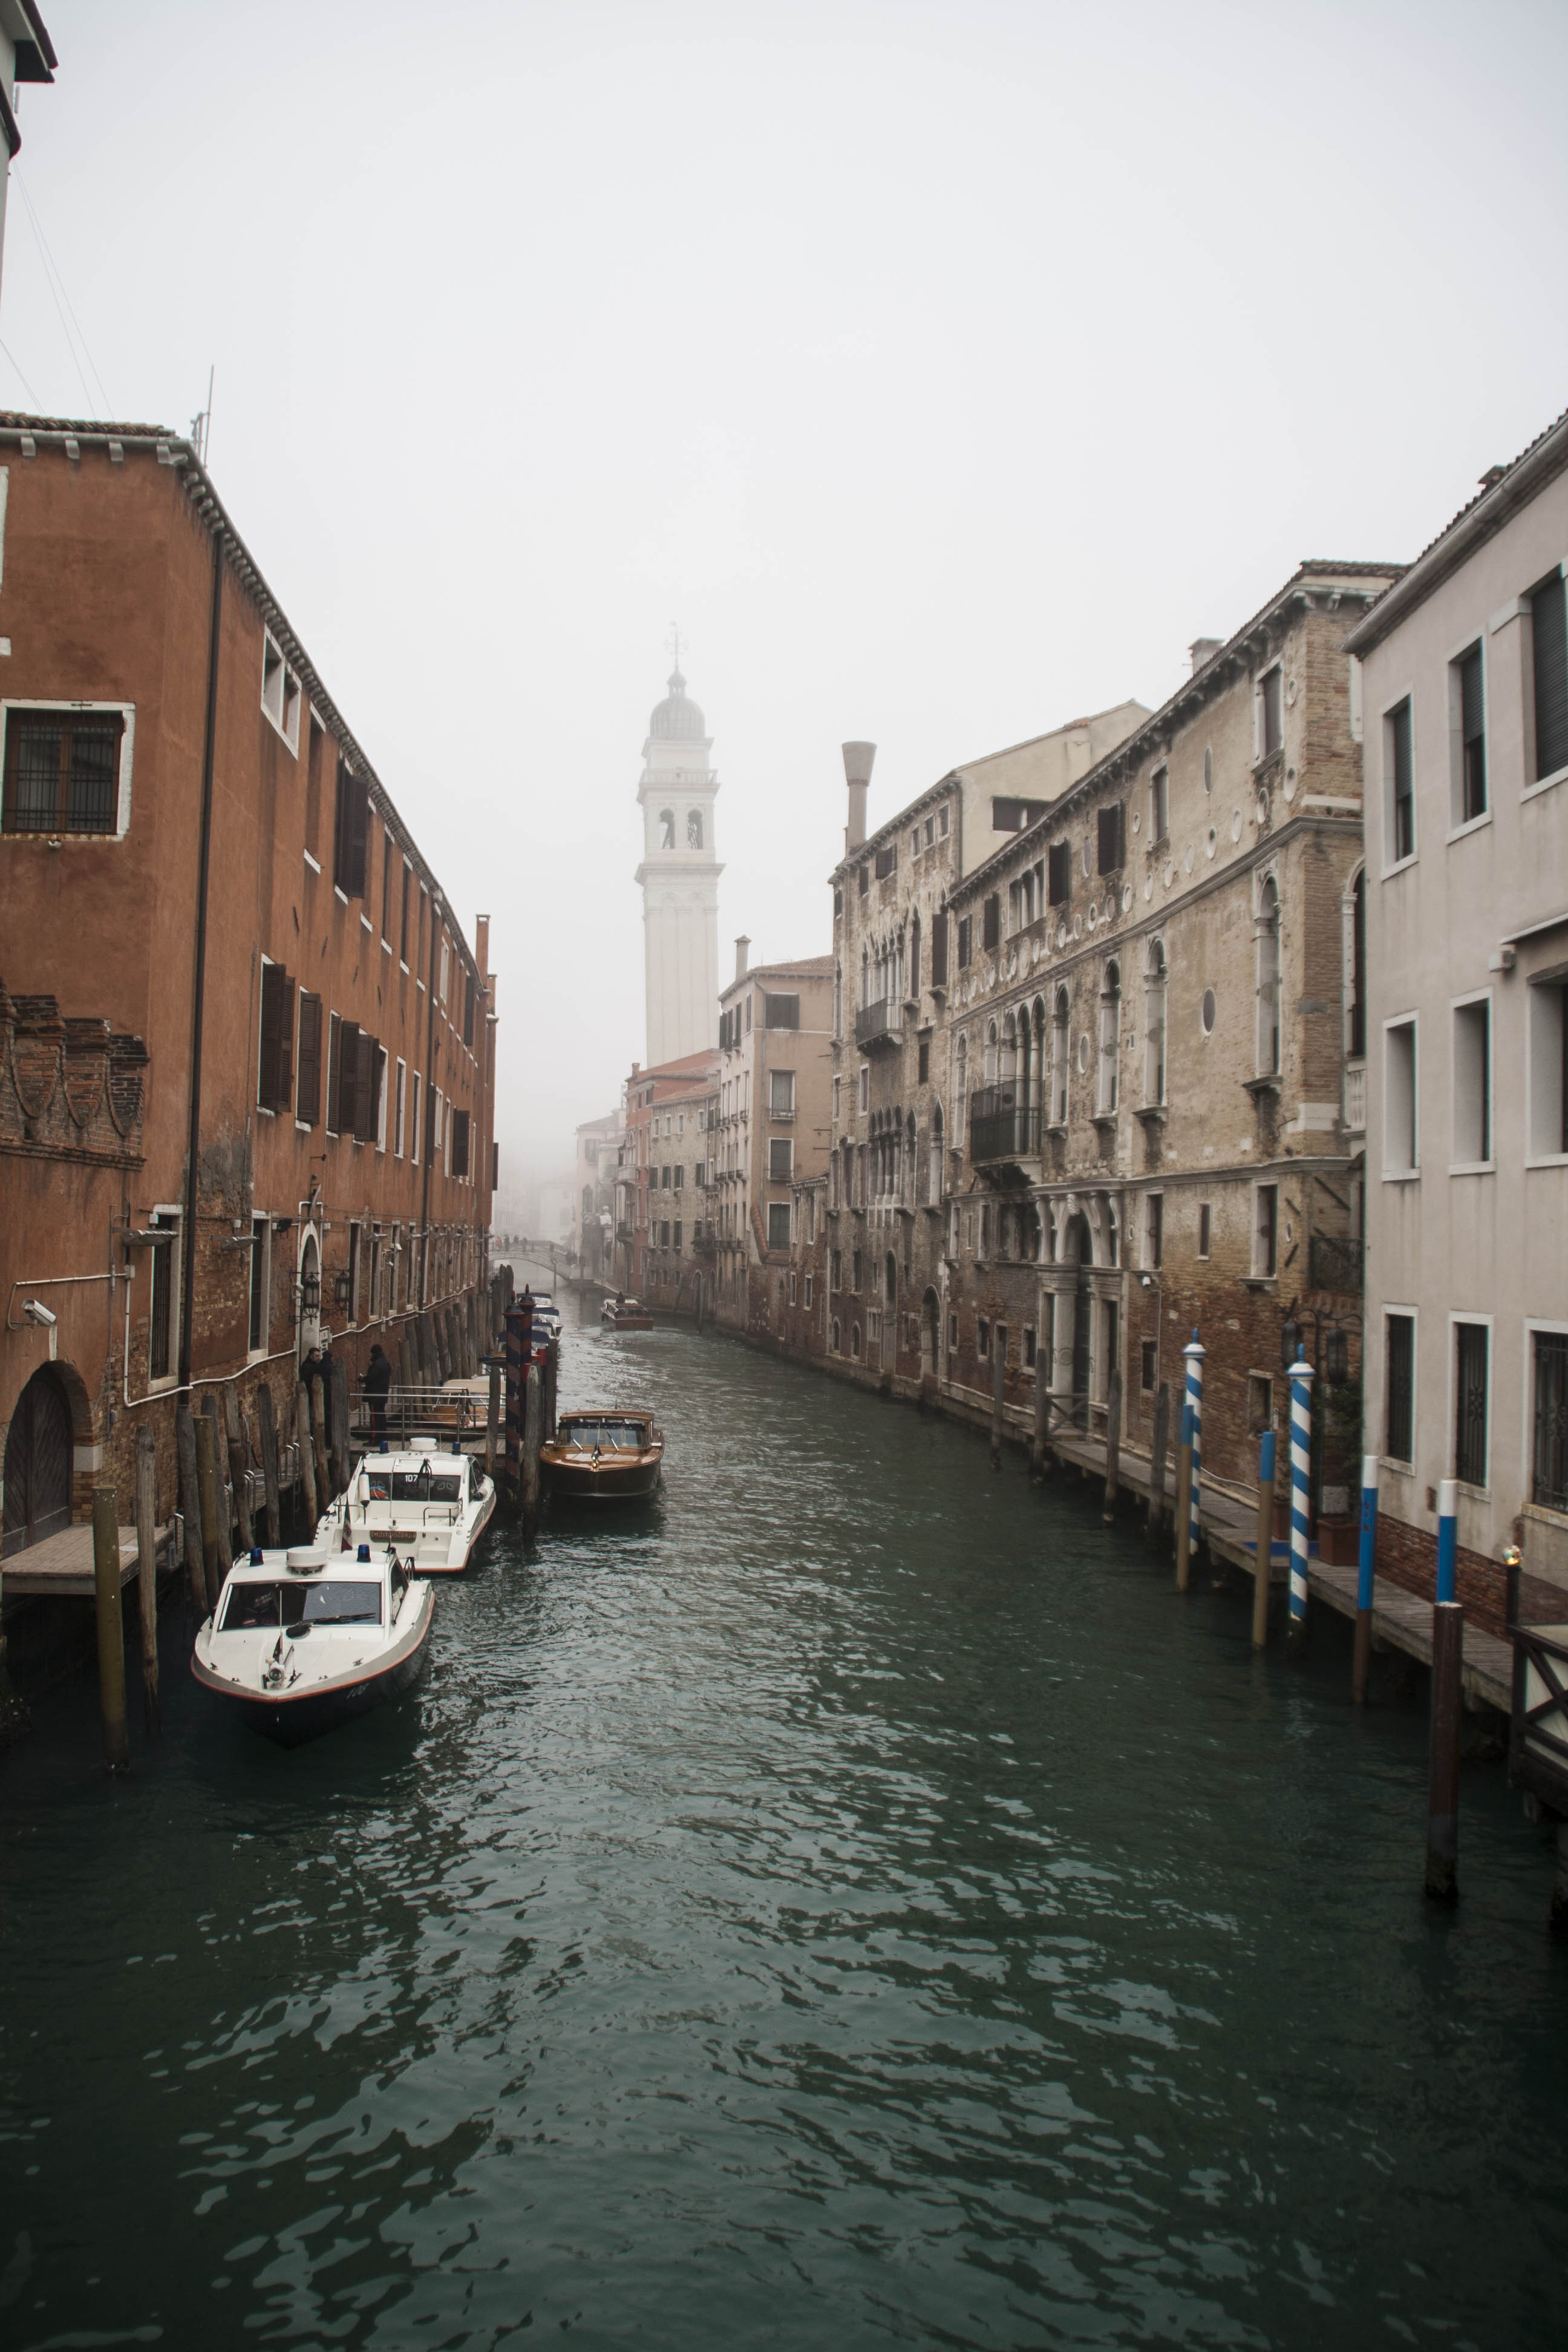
[1325,1324,1350,1387]
[332,1269,354,1308]
[299,1262,322,1315]
[1280,1316,1302,1371]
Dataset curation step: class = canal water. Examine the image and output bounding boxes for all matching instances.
[2,1298,1564,2351]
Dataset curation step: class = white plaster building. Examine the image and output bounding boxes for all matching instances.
[636,667,722,1067]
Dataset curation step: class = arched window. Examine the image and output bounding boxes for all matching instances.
[833,960,843,1040]
[851,1322,862,1359]
[1098,961,1121,1114]
[929,1102,944,1204]
[1051,987,1070,1125]
[658,809,675,850]
[905,1112,916,1203]
[1000,1012,1018,1095]
[687,809,703,849]
[860,946,871,1010]
[909,910,921,998]
[1143,939,1167,1107]
[832,1317,841,1354]
[886,1250,898,1304]
[1256,877,1281,1076]
[984,1019,999,1088]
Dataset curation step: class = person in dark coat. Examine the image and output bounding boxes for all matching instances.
[364,1342,393,1443]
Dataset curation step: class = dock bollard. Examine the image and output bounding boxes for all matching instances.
[1286,1350,1313,1655]
[1353,1452,1379,1704]
[1174,1402,1194,1592]
[1436,1474,1458,1605]
[1145,1382,1170,1552]
[1425,1596,1464,1903]
[1252,1428,1274,1649]
[134,1423,160,1737]
[91,1486,130,1774]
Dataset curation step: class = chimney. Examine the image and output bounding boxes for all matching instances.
[734,935,750,981]
[843,741,875,854]
[632,1061,640,1076]
[1189,638,1222,676]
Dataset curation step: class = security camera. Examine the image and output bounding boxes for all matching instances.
[23,1298,57,1328]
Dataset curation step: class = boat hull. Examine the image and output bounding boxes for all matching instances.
[192,1593,434,1748]
[541,1457,662,1502]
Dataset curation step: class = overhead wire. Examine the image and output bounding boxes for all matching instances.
[0,335,40,407]
[13,170,112,419]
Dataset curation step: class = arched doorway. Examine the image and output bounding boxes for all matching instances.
[1061,1212,1093,1428]
[921,1286,939,1380]
[3,1365,74,1557]
[298,1227,322,1357]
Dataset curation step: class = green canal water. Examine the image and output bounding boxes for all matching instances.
[2,1293,1565,2350]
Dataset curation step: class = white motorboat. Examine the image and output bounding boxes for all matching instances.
[317,1436,497,1572]
[527,1292,563,1337]
[192,1542,434,1746]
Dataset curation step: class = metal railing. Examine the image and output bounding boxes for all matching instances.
[968,1089,1042,1163]
[348,1385,492,1445]
[855,998,902,1050]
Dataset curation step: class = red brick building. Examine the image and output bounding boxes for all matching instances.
[0,414,497,1566]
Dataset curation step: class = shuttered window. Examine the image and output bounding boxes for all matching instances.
[257,962,295,1111]
[463,972,477,1048]
[1097,802,1125,875]
[930,911,948,986]
[331,1018,360,1136]
[765,993,799,1029]
[333,758,368,897]
[1389,699,1414,861]
[451,1108,471,1177]
[1458,644,1486,820]
[296,993,322,1126]
[1531,568,1568,781]
[353,1029,377,1142]
[874,843,897,880]
[982,894,1000,952]
[1385,1313,1414,1462]
[1048,841,1071,906]
[956,916,972,970]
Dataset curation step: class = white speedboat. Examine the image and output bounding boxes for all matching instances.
[317,1436,497,1572]
[192,1542,433,1746]
[527,1292,563,1337]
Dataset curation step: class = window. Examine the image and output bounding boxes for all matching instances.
[977,1317,990,1360]
[851,1323,861,1358]
[1048,841,1072,907]
[789,1270,798,1304]
[982,894,1001,951]
[957,915,973,969]
[1253,1183,1278,1278]
[765,993,800,1030]
[673,1164,684,1190]
[858,1065,869,1114]
[918,1037,930,1084]
[1386,698,1414,864]
[1143,940,1167,1105]
[768,1203,791,1250]
[1197,1201,1211,1259]
[1150,766,1169,843]
[852,1250,862,1292]
[873,841,898,882]
[1385,1313,1415,1462]
[1145,1192,1163,1269]
[248,1215,270,1354]
[746,998,752,1032]
[305,714,325,855]
[1023,1327,1036,1370]
[991,795,1047,831]
[1247,1374,1274,1435]
[1384,1018,1417,1172]
[1454,1321,1489,1488]
[1255,878,1281,1077]
[658,808,675,849]
[1452,643,1487,823]
[831,1249,841,1290]
[1051,988,1070,1124]
[687,809,703,849]
[1140,1338,1158,1395]
[939,806,949,837]
[411,1069,422,1165]
[333,757,369,897]
[930,912,949,987]
[1259,665,1283,759]
[1452,996,1491,1165]
[1349,872,1367,1060]
[394,1059,407,1157]
[463,972,477,1050]
[381,827,394,935]
[673,1220,682,1252]
[1528,977,1568,1157]
[148,1212,178,1384]
[858,864,869,897]
[296,993,322,1126]
[451,1108,471,1178]
[257,961,295,1112]
[2,706,126,835]
[1533,1332,1568,1513]
[769,1138,792,1181]
[805,1275,814,1309]
[261,633,301,750]
[1097,802,1125,875]
[1201,987,1217,1037]
[400,858,412,962]
[660,1164,671,1188]
[832,1318,841,1353]
[1530,567,1568,781]
[1097,961,1120,1114]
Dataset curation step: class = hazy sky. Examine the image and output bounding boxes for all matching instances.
[6,1,1566,1178]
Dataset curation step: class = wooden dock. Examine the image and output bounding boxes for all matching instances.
[2,1518,177,1599]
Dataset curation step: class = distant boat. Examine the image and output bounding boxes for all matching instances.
[541,1410,664,1502]
[601,1295,653,1331]
[192,1542,433,1746]
[317,1438,497,1572]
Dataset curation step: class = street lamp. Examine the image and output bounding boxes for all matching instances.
[1280,1316,1302,1372]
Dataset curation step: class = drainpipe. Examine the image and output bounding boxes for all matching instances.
[419,893,442,1305]
[179,526,226,1391]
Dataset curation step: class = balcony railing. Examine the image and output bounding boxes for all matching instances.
[968,1088,1042,1163]
[1308,1233,1363,1293]
[855,998,903,1051]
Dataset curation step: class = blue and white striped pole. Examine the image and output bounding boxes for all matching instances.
[1353,1451,1378,1702]
[1183,1330,1206,1565]
[1287,1350,1313,1644]
[1436,1477,1458,1605]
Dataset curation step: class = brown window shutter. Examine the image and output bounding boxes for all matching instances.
[982,894,999,951]
[258,964,284,1109]
[296,994,322,1125]
[335,1019,360,1135]
[930,911,948,985]
[451,1109,470,1177]
[353,1031,375,1142]
[275,972,295,1109]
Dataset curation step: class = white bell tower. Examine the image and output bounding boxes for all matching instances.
[635,655,722,1067]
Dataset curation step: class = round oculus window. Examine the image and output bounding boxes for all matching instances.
[1201,987,1217,1036]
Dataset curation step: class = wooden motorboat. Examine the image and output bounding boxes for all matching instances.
[316,1437,497,1572]
[541,1410,664,1501]
[192,1542,433,1746]
[601,1295,654,1331]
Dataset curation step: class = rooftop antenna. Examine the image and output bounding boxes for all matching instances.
[190,364,214,464]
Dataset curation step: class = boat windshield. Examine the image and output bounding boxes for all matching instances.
[376,1469,463,1501]
[221,1579,383,1630]
[561,1420,647,1451]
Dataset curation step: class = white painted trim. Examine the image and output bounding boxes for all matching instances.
[303,848,321,874]
[1379,1301,1419,1471]
[0,699,137,838]
[1448,1309,1494,1497]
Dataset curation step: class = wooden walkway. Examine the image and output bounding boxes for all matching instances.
[2,1520,176,1599]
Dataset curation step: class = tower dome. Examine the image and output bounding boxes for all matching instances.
[649,667,706,741]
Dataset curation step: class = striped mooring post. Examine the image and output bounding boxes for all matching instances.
[1183,1330,1205,1566]
[1287,1350,1314,1650]
[1436,1474,1458,1604]
[1353,1451,1379,1704]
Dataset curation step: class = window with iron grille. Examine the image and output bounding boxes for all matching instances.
[2,707,124,834]
[257,961,295,1112]
[148,1214,178,1383]
[1387,699,1414,863]
[1530,567,1568,781]
[1385,1313,1414,1461]
[1532,1332,1568,1514]
[1048,841,1071,906]
[1455,644,1487,822]
[1454,1321,1488,1487]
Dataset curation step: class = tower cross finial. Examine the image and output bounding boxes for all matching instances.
[667,621,684,675]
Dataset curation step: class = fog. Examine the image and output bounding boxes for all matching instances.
[6,0,1566,1192]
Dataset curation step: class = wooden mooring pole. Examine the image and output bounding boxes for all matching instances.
[486,1356,500,1480]
[257,1383,282,1547]
[521,1364,542,1541]
[223,1383,255,1555]
[1425,1599,1464,1904]
[543,1337,559,1441]
[1145,1381,1169,1552]
[1102,1369,1122,1524]
[194,1408,223,1610]
[295,1380,319,1531]
[1252,1428,1274,1650]
[1030,1353,1051,1485]
[91,1486,129,1774]
[990,1338,1005,1471]
[134,1423,160,1736]
[1352,1451,1378,1704]
[1174,1403,1194,1592]
[175,1400,205,1612]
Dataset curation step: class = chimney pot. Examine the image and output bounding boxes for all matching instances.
[1189,638,1223,676]
[734,935,750,981]
[843,740,875,854]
